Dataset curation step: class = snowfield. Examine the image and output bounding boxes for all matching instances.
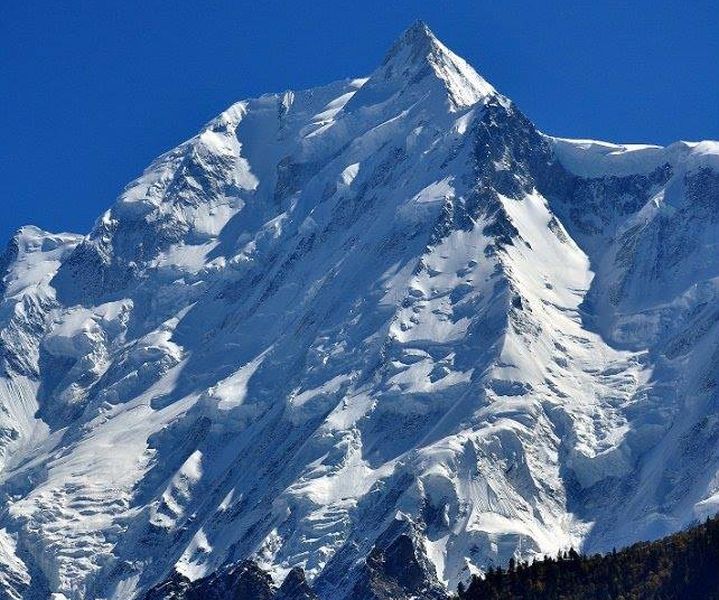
[0,21,718,600]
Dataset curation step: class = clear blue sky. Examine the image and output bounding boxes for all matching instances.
[1,1,717,245]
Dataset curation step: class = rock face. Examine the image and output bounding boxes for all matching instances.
[143,560,275,600]
[276,567,318,600]
[0,19,718,600]
[348,531,446,600]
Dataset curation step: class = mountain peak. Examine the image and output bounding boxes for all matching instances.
[385,19,438,59]
[345,21,497,112]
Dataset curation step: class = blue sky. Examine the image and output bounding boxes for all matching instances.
[1,1,717,245]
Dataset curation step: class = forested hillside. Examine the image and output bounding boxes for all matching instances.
[459,516,719,599]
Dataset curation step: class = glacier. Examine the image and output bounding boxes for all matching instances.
[0,21,718,599]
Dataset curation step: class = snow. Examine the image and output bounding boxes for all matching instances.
[0,529,30,600]
[1,227,80,299]
[550,136,719,177]
[345,20,496,114]
[338,163,360,187]
[0,20,717,600]
[202,350,269,412]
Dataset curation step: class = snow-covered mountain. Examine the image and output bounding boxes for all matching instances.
[1,21,718,600]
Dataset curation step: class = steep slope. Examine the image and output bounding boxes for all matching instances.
[0,21,717,600]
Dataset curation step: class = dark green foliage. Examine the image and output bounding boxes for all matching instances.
[458,515,719,600]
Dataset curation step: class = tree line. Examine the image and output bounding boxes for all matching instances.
[457,514,719,599]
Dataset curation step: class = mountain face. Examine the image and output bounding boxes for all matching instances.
[0,21,717,600]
